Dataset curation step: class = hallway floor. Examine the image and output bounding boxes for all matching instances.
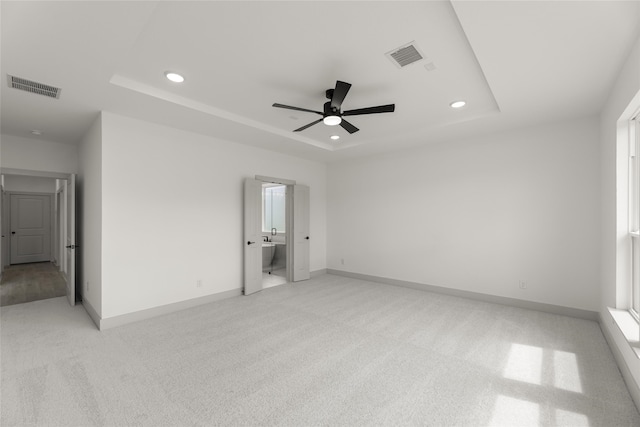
[0,262,66,307]
[262,268,287,289]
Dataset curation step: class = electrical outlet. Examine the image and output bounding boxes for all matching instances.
[519,280,527,290]
[196,279,203,288]
[86,281,90,291]
[341,258,345,265]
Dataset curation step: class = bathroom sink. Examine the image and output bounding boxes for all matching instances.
[262,242,275,247]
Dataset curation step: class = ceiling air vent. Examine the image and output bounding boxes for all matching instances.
[7,75,61,99]
[386,42,425,68]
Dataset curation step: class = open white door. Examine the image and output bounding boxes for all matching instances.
[244,178,262,295]
[65,174,76,306]
[292,184,310,282]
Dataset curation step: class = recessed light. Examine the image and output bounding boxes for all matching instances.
[165,72,185,83]
[330,135,340,140]
[31,130,42,136]
[450,100,466,109]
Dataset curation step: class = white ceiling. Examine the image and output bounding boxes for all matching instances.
[1,1,639,163]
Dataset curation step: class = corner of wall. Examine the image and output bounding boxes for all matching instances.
[78,113,103,318]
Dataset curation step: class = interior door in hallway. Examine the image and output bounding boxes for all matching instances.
[10,194,51,264]
[65,175,76,306]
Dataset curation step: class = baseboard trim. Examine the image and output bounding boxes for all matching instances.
[97,288,242,331]
[88,271,326,331]
[326,269,598,321]
[599,312,640,412]
[82,298,101,330]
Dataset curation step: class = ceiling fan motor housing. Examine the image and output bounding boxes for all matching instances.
[325,88,334,100]
[323,101,339,117]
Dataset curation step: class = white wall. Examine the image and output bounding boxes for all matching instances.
[78,115,103,317]
[0,134,78,174]
[3,175,56,193]
[600,34,640,396]
[328,116,601,312]
[99,112,327,319]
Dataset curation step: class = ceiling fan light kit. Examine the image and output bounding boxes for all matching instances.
[323,116,342,126]
[273,80,395,135]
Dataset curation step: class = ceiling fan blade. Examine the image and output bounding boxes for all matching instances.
[339,119,359,134]
[272,103,323,115]
[330,81,352,110]
[342,104,395,116]
[293,118,324,132]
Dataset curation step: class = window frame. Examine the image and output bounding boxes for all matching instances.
[262,184,286,234]
[629,116,640,320]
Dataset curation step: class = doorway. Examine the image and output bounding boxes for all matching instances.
[262,183,287,289]
[244,175,310,295]
[0,170,77,307]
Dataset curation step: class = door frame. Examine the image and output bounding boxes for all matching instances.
[55,186,63,269]
[256,175,296,282]
[1,178,7,273]
[1,168,77,305]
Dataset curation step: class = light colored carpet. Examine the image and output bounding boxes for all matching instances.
[1,274,639,426]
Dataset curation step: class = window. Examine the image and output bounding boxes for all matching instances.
[262,185,286,233]
[629,117,640,318]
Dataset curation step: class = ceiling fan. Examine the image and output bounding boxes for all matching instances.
[272,80,395,134]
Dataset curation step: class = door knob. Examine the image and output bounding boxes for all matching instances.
[305,236,309,240]
[11,231,16,235]
[247,241,256,245]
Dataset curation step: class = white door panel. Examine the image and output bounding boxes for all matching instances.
[244,178,262,295]
[292,184,310,282]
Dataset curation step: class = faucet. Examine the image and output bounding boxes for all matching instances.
[263,236,269,242]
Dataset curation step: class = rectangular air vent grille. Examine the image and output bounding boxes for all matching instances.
[386,43,425,68]
[7,75,61,99]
